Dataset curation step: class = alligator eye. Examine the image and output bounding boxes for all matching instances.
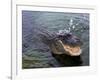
[66,33,72,37]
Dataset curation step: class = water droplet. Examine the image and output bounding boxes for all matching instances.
[69,18,73,27]
[72,25,75,29]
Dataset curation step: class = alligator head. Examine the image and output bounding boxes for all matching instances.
[49,33,83,56]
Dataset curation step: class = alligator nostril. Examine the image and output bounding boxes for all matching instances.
[76,39,80,42]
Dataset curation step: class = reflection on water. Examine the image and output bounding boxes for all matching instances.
[22,11,89,68]
[52,53,83,66]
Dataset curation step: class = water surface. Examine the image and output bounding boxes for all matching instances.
[22,11,89,68]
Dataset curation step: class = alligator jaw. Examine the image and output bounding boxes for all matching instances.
[58,40,82,56]
[50,40,82,56]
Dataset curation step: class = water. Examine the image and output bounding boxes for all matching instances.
[22,11,89,68]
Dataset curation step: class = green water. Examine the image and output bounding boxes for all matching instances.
[22,11,89,68]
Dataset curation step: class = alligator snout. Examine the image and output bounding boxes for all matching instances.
[58,33,83,47]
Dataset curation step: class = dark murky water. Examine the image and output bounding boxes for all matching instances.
[22,11,89,68]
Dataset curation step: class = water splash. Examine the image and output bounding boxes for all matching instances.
[57,29,70,35]
[69,18,76,30]
[56,18,75,35]
[69,18,73,27]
